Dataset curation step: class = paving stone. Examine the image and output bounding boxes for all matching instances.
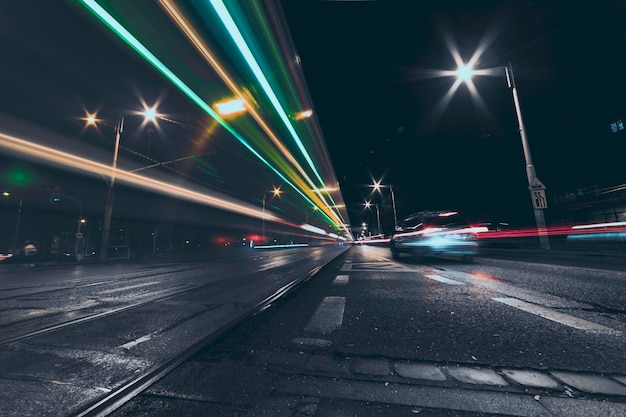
[394,363,446,382]
[501,369,561,389]
[551,372,626,396]
[446,366,508,386]
[352,359,391,377]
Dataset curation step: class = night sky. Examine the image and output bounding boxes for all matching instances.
[1,0,626,243]
[280,0,626,224]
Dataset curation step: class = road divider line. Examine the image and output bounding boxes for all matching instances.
[340,263,352,271]
[425,275,465,285]
[493,297,622,335]
[305,296,345,334]
[449,271,593,309]
[333,275,349,285]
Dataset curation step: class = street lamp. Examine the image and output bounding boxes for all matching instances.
[364,201,381,236]
[262,187,282,245]
[85,106,158,260]
[453,62,550,250]
[371,180,398,231]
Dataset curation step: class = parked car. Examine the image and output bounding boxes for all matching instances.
[390,210,483,261]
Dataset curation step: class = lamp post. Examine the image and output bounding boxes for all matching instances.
[85,107,158,260]
[453,62,550,249]
[262,187,282,245]
[2,191,22,252]
[371,180,398,231]
[364,201,381,236]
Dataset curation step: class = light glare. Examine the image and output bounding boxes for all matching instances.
[455,63,475,82]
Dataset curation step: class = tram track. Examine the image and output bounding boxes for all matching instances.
[73,262,331,417]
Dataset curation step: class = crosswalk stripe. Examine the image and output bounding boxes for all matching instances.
[305,296,346,334]
[333,275,349,285]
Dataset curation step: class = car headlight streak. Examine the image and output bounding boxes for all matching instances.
[79,0,348,236]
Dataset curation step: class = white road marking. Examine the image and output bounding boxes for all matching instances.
[305,296,346,334]
[333,275,349,285]
[347,262,415,272]
[447,271,593,309]
[118,333,154,350]
[493,297,621,335]
[425,274,465,285]
[340,263,352,271]
[98,281,161,295]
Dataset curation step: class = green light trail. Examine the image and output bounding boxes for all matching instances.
[209,0,326,188]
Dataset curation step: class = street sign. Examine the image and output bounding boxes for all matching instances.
[528,177,547,209]
[529,177,546,190]
[531,189,548,209]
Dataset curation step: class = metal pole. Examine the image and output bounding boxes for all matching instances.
[152,227,157,256]
[375,205,381,235]
[262,194,266,245]
[390,185,398,231]
[13,199,22,250]
[100,116,123,261]
[75,217,82,261]
[506,64,550,250]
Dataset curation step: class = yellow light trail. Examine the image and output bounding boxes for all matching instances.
[0,130,290,224]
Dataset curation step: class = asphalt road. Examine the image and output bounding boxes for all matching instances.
[1,245,626,416]
[114,245,626,417]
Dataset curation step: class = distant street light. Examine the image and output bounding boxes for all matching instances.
[371,180,398,231]
[453,62,550,249]
[85,107,158,260]
[262,187,283,245]
[364,201,381,236]
[143,106,157,122]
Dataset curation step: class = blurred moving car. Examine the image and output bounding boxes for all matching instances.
[390,211,484,261]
